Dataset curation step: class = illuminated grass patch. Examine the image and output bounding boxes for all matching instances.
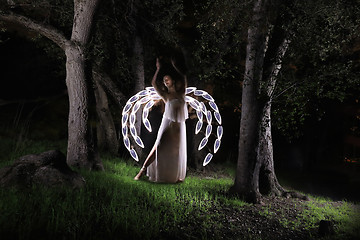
[0,139,359,239]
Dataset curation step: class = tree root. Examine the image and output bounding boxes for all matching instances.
[281,191,310,201]
[268,182,310,201]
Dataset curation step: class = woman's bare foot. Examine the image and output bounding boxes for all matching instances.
[176,179,184,183]
[134,166,146,180]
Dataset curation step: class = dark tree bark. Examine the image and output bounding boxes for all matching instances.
[93,74,119,155]
[92,63,130,156]
[231,0,270,203]
[131,33,145,161]
[232,1,307,202]
[258,36,289,196]
[65,0,102,169]
[258,32,307,200]
[0,0,103,170]
[64,44,93,168]
[123,0,147,162]
[132,34,145,104]
[92,64,127,105]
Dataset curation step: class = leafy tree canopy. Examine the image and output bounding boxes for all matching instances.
[273,0,360,140]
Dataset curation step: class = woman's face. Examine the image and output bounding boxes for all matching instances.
[163,75,173,88]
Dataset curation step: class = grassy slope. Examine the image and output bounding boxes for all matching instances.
[0,139,359,239]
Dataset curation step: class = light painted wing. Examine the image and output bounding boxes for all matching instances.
[203,153,213,167]
[121,88,162,161]
[185,87,223,167]
[122,86,224,166]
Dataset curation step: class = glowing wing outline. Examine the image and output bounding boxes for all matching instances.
[121,87,223,166]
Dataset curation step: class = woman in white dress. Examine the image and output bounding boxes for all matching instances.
[134,57,188,183]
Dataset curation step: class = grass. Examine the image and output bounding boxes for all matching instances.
[0,138,359,239]
[0,137,66,167]
[300,196,360,239]
[0,158,236,239]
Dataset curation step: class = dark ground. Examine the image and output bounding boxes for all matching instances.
[182,164,360,240]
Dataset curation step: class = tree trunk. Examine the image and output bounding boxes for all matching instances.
[92,63,129,156]
[65,44,102,170]
[258,37,290,196]
[92,64,127,105]
[132,34,145,100]
[232,0,270,203]
[65,45,90,168]
[131,34,145,161]
[258,101,286,196]
[93,74,119,155]
[0,0,102,170]
[259,99,308,200]
[66,0,102,169]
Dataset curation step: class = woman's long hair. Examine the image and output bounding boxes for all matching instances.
[157,58,184,93]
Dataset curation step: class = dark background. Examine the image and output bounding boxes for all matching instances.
[1,2,360,202]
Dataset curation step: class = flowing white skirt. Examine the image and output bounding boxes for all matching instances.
[146,100,187,183]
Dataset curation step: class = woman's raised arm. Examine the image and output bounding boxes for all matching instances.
[171,58,187,94]
[151,58,167,97]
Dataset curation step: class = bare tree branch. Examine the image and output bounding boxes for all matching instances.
[92,64,127,108]
[267,38,290,100]
[0,11,69,50]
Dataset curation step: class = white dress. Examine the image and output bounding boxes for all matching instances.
[146,98,188,183]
